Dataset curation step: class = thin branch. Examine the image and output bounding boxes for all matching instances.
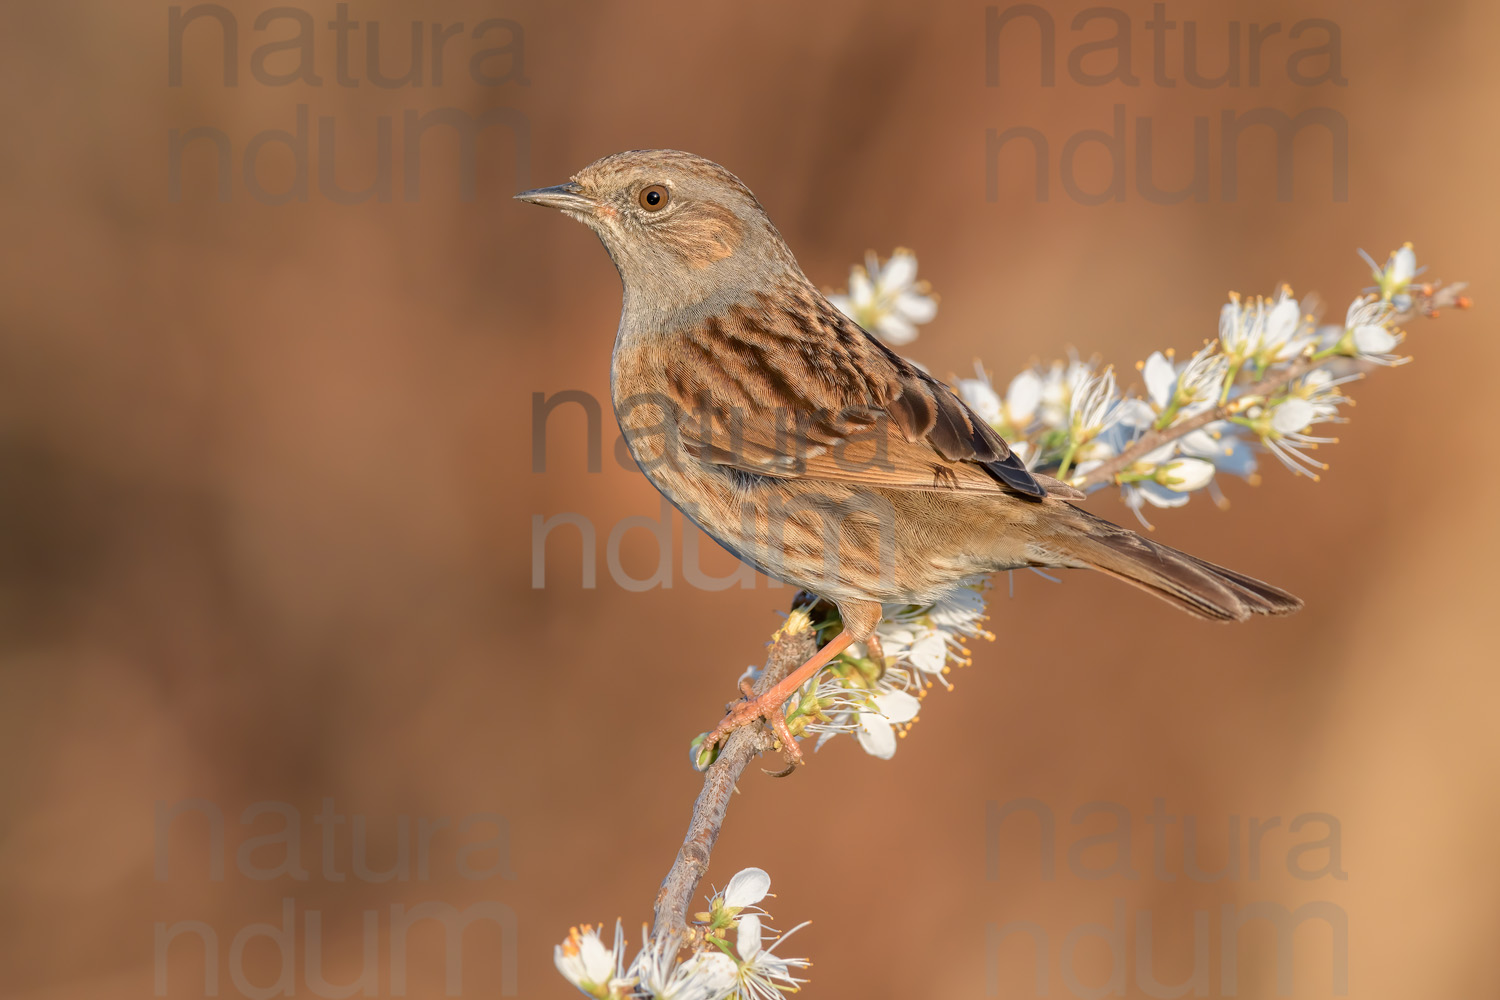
[650,615,817,946]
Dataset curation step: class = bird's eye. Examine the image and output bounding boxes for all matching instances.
[638,185,670,211]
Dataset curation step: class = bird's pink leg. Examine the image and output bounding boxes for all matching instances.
[703,630,857,767]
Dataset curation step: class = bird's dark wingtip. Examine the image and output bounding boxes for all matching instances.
[990,458,1048,500]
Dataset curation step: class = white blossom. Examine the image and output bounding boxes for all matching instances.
[1253,398,1339,479]
[1003,370,1043,427]
[632,945,737,1000]
[1139,346,1229,457]
[1117,443,1193,527]
[1352,325,1398,355]
[1362,242,1421,311]
[854,690,921,759]
[721,868,771,910]
[828,249,937,346]
[1069,367,1130,441]
[1038,355,1095,428]
[1262,293,1312,363]
[955,368,1002,425]
[957,363,1042,433]
[1142,351,1176,409]
[796,582,991,757]
[903,628,949,675]
[1271,398,1317,435]
[1143,344,1229,413]
[618,867,807,1000]
[1335,295,1408,366]
[1121,478,1192,527]
[1218,293,1252,356]
[733,915,810,1000]
[556,922,631,999]
[1219,288,1313,365]
[1180,429,1257,479]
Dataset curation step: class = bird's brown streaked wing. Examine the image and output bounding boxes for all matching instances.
[681,416,1083,498]
[668,289,1075,500]
[861,332,1049,498]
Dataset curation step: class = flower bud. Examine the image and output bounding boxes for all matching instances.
[1154,457,1215,493]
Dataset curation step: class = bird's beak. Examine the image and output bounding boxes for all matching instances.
[514,181,597,214]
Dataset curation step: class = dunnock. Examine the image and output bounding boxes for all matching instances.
[519,150,1300,762]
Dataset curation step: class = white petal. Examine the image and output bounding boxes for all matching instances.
[872,690,921,724]
[554,945,584,984]
[1350,295,1374,326]
[906,630,948,673]
[1218,301,1240,342]
[1215,435,1258,477]
[957,378,1003,425]
[1071,368,1121,433]
[1177,429,1219,458]
[1142,352,1176,409]
[751,953,790,978]
[895,291,937,324]
[1039,363,1069,408]
[582,934,614,981]
[1389,245,1416,284]
[876,626,912,650]
[674,951,738,1000]
[929,586,987,626]
[1132,481,1191,508]
[1352,324,1397,355]
[873,313,918,345]
[855,713,898,758]
[1073,458,1104,478]
[1178,345,1228,400]
[1114,398,1157,430]
[846,268,873,304]
[723,867,771,907]
[1138,441,1177,467]
[880,251,918,290]
[1066,360,1095,393]
[736,914,764,961]
[1265,297,1301,346]
[1005,370,1042,424]
[1271,398,1316,435]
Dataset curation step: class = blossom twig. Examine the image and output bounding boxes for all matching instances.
[1073,281,1465,491]
[1074,355,1316,489]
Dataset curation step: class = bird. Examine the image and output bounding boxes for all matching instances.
[517,149,1301,763]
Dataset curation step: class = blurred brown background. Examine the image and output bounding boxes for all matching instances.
[1,0,1496,997]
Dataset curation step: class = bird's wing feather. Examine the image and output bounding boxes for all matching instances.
[667,286,1078,501]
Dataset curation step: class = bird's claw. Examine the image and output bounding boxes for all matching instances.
[701,686,805,773]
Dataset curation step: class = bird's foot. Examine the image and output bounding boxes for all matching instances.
[700,679,803,772]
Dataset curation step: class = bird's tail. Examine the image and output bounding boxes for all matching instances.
[1035,505,1303,622]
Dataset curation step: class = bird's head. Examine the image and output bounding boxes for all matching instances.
[516,149,802,319]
